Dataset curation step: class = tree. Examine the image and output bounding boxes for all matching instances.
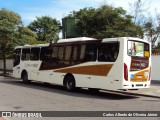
[28,16,61,42]
[66,5,143,39]
[129,0,160,52]
[14,26,45,45]
[129,0,150,25]
[144,22,155,46]
[0,8,21,74]
[144,10,160,49]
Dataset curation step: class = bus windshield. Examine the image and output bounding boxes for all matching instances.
[128,40,150,57]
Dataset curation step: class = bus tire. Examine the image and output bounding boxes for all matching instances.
[64,76,75,92]
[22,71,30,84]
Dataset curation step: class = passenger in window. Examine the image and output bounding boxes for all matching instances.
[110,46,117,61]
[106,50,114,61]
[99,51,107,61]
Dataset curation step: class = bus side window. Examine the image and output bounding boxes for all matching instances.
[98,42,119,62]
[80,45,86,61]
[30,48,40,61]
[58,46,64,61]
[84,44,97,61]
[64,46,71,61]
[52,46,58,61]
[22,48,30,61]
[40,47,45,60]
[40,47,52,61]
[73,46,78,61]
[13,48,21,67]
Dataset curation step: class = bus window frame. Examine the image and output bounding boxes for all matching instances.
[30,47,40,61]
[21,48,31,61]
[13,48,21,67]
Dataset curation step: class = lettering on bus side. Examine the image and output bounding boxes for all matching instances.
[25,64,39,68]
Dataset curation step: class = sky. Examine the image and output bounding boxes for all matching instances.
[0,0,160,26]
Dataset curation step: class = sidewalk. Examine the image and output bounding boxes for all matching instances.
[0,117,8,120]
[123,84,160,98]
[102,80,160,98]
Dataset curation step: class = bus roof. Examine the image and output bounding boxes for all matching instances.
[15,37,98,49]
[15,43,49,49]
[15,37,149,49]
[102,37,150,43]
[57,37,98,43]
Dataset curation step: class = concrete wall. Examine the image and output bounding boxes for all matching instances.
[151,55,160,80]
[0,59,13,70]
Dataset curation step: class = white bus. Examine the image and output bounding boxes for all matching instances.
[13,37,151,91]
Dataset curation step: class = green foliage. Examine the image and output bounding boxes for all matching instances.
[66,5,143,39]
[144,21,160,48]
[0,8,21,55]
[0,8,22,50]
[14,26,46,45]
[0,8,22,73]
[28,16,61,42]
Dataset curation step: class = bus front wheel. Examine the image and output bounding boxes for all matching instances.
[22,71,30,84]
[64,76,75,92]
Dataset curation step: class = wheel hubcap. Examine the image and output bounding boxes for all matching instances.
[67,81,72,89]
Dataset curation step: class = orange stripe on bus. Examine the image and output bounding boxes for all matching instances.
[54,64,113,76]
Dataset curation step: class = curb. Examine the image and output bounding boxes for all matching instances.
[151,80,160,85]
[121,91,160,99]
[102,89,160,99]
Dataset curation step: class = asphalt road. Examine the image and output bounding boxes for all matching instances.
[0,76,160,120]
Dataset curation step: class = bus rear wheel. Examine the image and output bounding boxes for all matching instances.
[64,76,75,92]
